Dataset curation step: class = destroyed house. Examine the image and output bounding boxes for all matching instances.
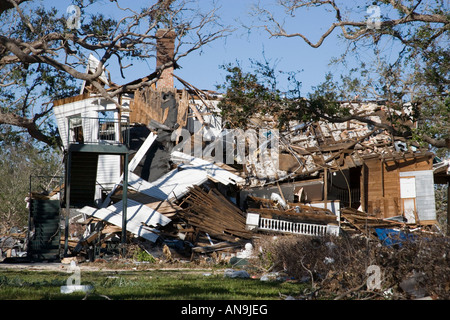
[239,101,449,237]
[25,28,448,262]
[51,87,448,256]
[45,29,251,260]
[51,82,245,257]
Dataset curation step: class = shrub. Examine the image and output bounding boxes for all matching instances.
[251,232,450,299]
[133,248,156,263]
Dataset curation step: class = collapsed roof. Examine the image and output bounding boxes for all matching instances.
[42,29,450,262]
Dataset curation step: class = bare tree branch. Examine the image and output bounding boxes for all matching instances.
[255,0,448,49]
[0,112,56,146]
[0,0,231,147]
[248,0,449,150]
[0,0,30,15]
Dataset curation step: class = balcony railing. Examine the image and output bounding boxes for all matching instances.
[67,117,130,147]
[247,213,340,237]
[259,217,329,236]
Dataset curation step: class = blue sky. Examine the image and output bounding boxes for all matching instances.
[173,0,344,94]
[45,0,378,95]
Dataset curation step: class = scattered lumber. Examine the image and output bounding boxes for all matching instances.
[180,185,253,241]
[341,208,405,228]
[192,241,244,254]
[247,195,337,224]
[340,208,406,238]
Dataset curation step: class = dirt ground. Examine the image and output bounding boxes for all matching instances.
[0,260,220,274]
[0,261,114,272]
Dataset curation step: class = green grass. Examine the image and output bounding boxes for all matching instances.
[0,269,308,300]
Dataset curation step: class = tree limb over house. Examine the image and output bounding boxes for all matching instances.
[251,0,449,151]
[255,0,448,48]
[0,0,230,148]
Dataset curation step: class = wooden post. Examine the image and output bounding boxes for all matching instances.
[121,152,129,257]
[361,164,366,212]
[64,151,72,257]
[381,158,385,198]
[324,168,328,203]
[447,181,450,236]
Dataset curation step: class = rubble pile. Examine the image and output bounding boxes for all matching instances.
[61,159,253,262]
[0,229,27,261]
[2,49,447,264]
[5,87,445,264]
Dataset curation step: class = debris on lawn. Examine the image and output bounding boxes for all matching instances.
[2,35,449,301]
[4,86,447,272]
[0,228,28,262]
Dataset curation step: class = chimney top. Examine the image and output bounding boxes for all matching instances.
[156,29,176,89]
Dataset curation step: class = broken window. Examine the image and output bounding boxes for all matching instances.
[98,110,117,142]
[69,115,83,144]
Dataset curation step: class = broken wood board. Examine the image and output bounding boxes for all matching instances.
[130,87,179,125]
[128,131,157,172]
[339,208,406,238]
[192,241,243,254]
[247,196,336,214]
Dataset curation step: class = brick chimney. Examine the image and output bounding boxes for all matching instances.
[156,29,176,89]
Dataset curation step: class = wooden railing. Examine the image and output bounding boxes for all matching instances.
[258,217,330,236]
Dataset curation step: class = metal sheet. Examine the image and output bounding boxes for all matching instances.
[151,166,209,201]
[127,172,174,200]
[170,151,245,185]
[399,170,436,221]
[108,199,171,227]
[79,205,160,243]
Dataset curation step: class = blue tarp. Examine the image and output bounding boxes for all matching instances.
[375,228,416,247]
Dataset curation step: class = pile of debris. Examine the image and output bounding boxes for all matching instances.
[42,52,449,262]
[52,87,446,263]
[5,30,448,265]
[61,145,252,262]
[58,146,408,264]
[0,228,27,261]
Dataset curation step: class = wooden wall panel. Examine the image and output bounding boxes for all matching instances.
[130,88,169,125]
[363,155,433,219]
[130,88,190,126]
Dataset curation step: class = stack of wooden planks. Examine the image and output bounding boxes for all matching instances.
[67,217,123,256]
[180,185,253,242]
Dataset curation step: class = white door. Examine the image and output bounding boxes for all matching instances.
[400,177,416,223]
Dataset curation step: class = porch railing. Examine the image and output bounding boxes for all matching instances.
[67,117,130,147]
[258,217,330,236]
